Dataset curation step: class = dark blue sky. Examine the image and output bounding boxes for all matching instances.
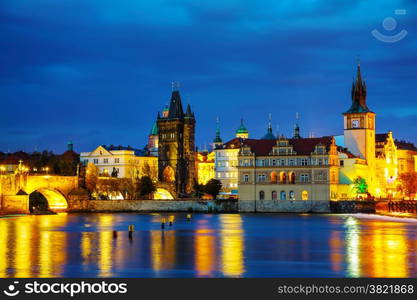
[1,0,416,153]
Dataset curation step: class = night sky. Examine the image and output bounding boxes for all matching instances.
[1,0,416,154]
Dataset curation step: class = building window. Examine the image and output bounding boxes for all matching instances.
[259,191,265,200]
[280,191,286,200]
[289,172,296,184]
[318,159,323,166]
[93,159,99,164]
[280,159,285,166]
[280,172,287,183]
[302,191,308,200]
[83,159,88,165]
[272,159,277,166]
[103,158,109,164]
[300,158,308,166]
[289,190,295,200]
[115,158,120,163]
[289,159,295,166]
[300,174,309,182]
[272,191,277,200]
[257,174,266,182]
[270,171,278,183]
[243,174,249,182]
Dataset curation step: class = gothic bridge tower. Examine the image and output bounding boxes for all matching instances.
[157,85,196,196]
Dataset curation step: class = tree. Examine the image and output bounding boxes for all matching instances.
[352,176,368,196]
[204,179,222,199]
[398,172,417,199]
[85,162,99,197]
[137,175,156,199]
[193,179,205,199]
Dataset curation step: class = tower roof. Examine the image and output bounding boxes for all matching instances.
[150,121,158,135]
[185,103,194,118]
[261,115,276,140]
[168,90,184,119]
[236,119,248,134]
[213,118,222,144]
[345,63,373,114]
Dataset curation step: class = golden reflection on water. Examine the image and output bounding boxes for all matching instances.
[0,220,8,277]
[0,214,69,277]
[334,217,414,278]
[150,215,177,273]
[194,219,216,277]
[219,214,245,277]
[0,213,416,278]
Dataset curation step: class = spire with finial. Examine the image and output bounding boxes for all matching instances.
[345,57,371,114]
[236,118,249,139]
[167,82,184,119]
[213,116,223,146]
[262,113,276,140]
[293,112,301,139]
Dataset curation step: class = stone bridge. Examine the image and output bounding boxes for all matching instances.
[0,174,79,213]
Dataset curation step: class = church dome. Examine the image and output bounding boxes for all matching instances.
[236,119,248,134]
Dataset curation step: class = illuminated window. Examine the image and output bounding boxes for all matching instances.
[289,190,295,200]
[272,191,277,200]
[280,191,286,200]
[302,191,308,200]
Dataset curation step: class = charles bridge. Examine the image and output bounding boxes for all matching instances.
[0,174,81,213]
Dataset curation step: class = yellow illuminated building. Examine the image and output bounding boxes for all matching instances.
[80,145,157,180]
[196,151,215,185]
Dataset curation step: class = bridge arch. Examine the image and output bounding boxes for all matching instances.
[29,188,68,212]
[153,188,174,200]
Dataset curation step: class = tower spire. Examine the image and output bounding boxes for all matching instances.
[345,59,371,114]
[168,82,184,119]
[262,114,276,140]
[213,116,222,146]
[293,112,301,139]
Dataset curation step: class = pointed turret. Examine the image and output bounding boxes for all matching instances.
[185,103,194,118]
[293,124,301,139]
[213,117,223,147]
[262,114,276,140]
[168,89,184,119]
[345,62,372,114]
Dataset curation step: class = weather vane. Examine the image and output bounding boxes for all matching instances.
[171,81,180,91]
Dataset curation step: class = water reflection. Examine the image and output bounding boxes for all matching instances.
[340,217,415,278]
[0,213,416,277]
[219,214,245,277]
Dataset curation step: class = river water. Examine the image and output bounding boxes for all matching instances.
[1,213,416,278]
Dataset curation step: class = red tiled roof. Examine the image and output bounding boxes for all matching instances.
[337,146,357,158]
[242,136,333,156]
[395,140,417,152]
[242,139,275,156]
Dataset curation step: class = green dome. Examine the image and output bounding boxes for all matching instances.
[150,122,158,135]
[236,119,248,134]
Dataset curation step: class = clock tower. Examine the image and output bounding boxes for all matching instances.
[343,63,375,162]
